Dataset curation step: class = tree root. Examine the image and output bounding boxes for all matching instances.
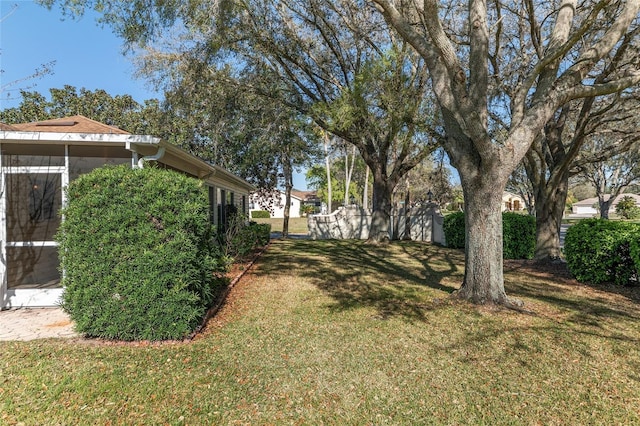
[450,290,525,310]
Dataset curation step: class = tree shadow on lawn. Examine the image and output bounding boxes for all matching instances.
[504,260,640,336]
[254,239,639,326]
[255,239,461,322]
[429,261,640,367]
[251,240,640,370]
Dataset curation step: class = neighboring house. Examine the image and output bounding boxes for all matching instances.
[292,190,323,214]
[502,191,525,212]
[249,190,302,218]
[571,194,640,216]
[0,115,255,309]
[572,197,599,215]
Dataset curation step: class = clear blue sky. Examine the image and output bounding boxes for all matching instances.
[0,1,310,189]
[1,1,159,109]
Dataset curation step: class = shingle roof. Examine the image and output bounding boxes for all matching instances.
[0,123,19,130]
[574,194,640,206]
[291,190,319,201]
[10,115,130,134]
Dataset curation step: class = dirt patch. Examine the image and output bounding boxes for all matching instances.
[45,320,73,328]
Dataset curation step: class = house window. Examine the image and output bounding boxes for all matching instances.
[6,246,60,289]
[5,171,62,290]
[226,191,238,219]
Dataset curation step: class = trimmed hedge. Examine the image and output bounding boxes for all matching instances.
[57,165,226,341]
[252,222,272,246]
[251,210,270,219]
[564,219,640,286]
[443,212,465,249]
[443,211,535,259]
[502,212,536,260]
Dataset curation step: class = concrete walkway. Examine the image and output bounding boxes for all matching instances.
[0,308,79,341]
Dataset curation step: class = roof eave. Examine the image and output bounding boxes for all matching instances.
[0,130,159,145]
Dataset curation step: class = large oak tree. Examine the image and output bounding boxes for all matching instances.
[39,0,440,242]
[372,0,640,304]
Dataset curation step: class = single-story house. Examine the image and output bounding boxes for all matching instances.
[502,191,525,212]
[448,191,526,212]
[249,189,303,218]
[0,115,255,309]
[571,194,640,216]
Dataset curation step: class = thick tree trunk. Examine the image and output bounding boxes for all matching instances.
[534,178,568,261]
[369,172,393,243]
[455,174,514,305]
[324,133,333,214]
[599,200,612,219]
[363,166,370,209]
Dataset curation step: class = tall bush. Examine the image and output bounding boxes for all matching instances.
[502,212,535,259]
[443,211,535,259]
[443,212,465,249]
[57,165,226,341]
[219,215,271,260]
[565,219,640,285]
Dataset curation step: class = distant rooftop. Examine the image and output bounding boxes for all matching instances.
[9,115,130,135]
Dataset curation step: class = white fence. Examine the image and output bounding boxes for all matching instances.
[308,204,446,244]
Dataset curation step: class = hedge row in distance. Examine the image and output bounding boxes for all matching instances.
[443,211,535,259]
[57,165,227,341]
[251,210,270,219]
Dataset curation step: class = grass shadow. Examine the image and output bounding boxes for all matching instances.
[253,240,640,343]
[254,239,460,322]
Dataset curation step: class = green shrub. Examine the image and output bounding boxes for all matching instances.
[57,165,226,341]
[443,211,535,259]
[502,212,536,259]
[301,204,316,216]
[251,210,270,219]
[252,222,272,246]
[221,214,255,259]
[615,195,640,220]
[443,211,465,249]
[564,219,640,285]
[217,216,271,261]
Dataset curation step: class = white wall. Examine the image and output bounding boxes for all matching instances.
[250,191,301,218]
[308,205,445,244]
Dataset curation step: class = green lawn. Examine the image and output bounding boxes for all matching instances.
[1,240,639,424]
[252,216,309,234]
